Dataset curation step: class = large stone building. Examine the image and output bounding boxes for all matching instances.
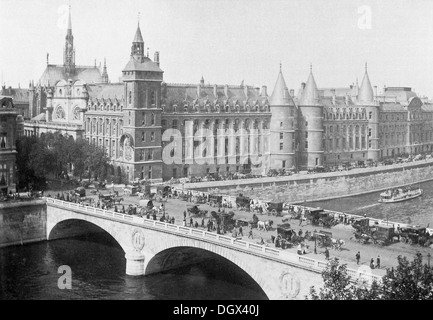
[0,96,23,194]
[23,7,433,182]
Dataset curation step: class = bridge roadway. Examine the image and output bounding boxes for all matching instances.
[46,197,381,300]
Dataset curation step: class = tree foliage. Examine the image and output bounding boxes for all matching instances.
[17,132,111,188]
[307,253,433,300]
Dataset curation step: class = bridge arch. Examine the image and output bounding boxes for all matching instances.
[145,239,274,299]
[47,217,129,253]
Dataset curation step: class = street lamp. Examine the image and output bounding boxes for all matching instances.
[314,237,317,254]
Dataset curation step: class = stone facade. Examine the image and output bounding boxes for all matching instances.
[23,8,433,181]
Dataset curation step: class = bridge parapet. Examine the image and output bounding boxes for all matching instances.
[45,197,382,285]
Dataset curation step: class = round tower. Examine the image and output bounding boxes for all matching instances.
[297,66,324,170]
[269,65,297,170]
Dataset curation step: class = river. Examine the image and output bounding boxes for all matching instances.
[303,179,433,228]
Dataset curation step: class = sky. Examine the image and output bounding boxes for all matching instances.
[1,0,433,98]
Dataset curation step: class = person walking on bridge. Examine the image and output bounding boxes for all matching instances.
[356,251,361,265]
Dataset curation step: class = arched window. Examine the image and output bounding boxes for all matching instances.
[151,113,155,125]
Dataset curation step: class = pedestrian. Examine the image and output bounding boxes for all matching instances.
[183,210,186,219]
[239,226,243,237]
[194,221,198,228]
[370,258,375,269]
[376,255,381,269]
[356,251,361,264]
[299,211,304,226]
[363,213,367,218]
[325,248,330,260]
[190,217,193,227]
[248,229,253,239]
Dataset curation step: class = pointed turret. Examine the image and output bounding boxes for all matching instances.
[102,58,109,83]
[358,62,374,103]
[299,65,319,106]
[133,23,144,43]
[131,21,145,62]
[269,65,291,106]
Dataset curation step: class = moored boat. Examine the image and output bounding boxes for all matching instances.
[378,186,423,203]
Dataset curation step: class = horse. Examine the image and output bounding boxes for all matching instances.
[257,220,274,231]
[331,238,345,250]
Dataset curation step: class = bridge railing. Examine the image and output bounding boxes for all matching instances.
[46,198,382,284]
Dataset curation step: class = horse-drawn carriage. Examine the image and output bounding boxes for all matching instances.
[210,211,237,232]
[187,205,208,216]
[265,202,285,216]
[312,230,333,247]
[208,194,223,207]
[308,208,338,228]
[236,195,250,211]
[399,226,432,246]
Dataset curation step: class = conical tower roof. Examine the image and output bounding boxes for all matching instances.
[358,63,374,103]
[269,66,291,106]
[299,65,320,106]
[133,23,144,43]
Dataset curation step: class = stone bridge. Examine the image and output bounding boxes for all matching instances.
[45,198,380,300]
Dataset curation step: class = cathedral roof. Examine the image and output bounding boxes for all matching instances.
[39,65,103,86]
[357,64,374,103]
[123,57,163,73]
[299,68,320,106]
[269,69,293,106]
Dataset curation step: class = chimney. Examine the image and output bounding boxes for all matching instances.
[289,89,294,97]
[345,95,349,105]
[261,85,267,97]
[154,51,160,67]
[224,85,229,98]
[197,84,201,98]
[244,85,248,99]
[213,84,217,98]
[301,82,306,89]
[331,89,336,104]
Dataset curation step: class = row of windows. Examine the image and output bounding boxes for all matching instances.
[165,104,270,114]
[325,111,367,120]
[162,118,270,130]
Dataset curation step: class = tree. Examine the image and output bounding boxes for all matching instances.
[306,258,380,300]
[380,253,433,300]
[307,253,433,300]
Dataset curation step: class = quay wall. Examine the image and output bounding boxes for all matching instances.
[200,163,433,203]
[0,200,47,248]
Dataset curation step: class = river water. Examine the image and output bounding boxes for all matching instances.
[1,179,433,300]
[304,179,433,228]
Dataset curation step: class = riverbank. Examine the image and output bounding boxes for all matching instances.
[173,160,433,203]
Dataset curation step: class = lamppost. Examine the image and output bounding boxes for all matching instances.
[428,253,431,269]
[314,236,317,254]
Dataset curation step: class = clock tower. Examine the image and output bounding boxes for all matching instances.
[121,22,164,182]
